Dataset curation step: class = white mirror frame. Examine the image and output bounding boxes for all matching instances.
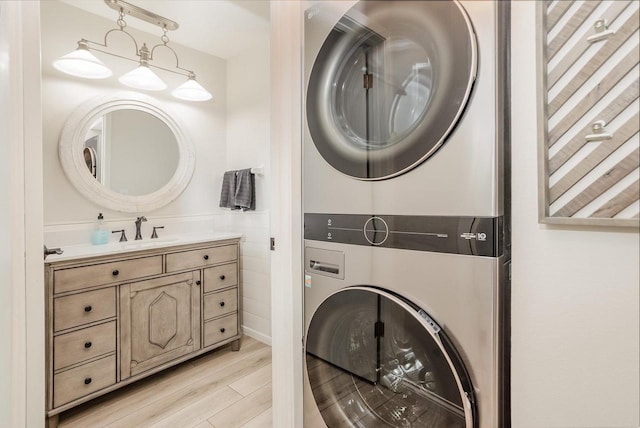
[59,92,195,213]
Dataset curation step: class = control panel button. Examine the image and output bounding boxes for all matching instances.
[363,217,389,246]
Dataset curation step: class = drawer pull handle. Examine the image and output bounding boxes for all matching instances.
[84,341,92,349]
[84,305,92,312]
[84,378,92,385]
[219,301,225,307]
[220,328,226,333]
[196,280,201,286]
[203,255,209,260]
[112,269,119,276]
[219,275,226,280]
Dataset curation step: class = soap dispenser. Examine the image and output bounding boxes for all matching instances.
[91,213,109,245]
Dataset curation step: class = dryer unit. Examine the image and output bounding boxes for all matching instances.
[303,0,508,218]
[303,1,510,427]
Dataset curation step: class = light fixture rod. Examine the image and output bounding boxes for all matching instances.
[104,0,179,31]
[83,43,193,78]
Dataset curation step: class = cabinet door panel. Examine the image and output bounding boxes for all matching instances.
[120,271,201,379]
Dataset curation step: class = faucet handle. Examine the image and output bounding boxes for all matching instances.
[112,229,127,242]
[151,226,164,239]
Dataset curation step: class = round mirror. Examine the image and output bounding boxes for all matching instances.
[59,92,195,212]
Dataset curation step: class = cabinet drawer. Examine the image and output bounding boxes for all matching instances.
[53,355,116,408]
[203,288,238,320]
[54,256,163,294]
[54,287,116,332]
[54,321,116,371]
[166,244,237,273]
[204,314,238,347]
[203,263,238,293]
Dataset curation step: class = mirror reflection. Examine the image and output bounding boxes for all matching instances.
[83,109,180,196]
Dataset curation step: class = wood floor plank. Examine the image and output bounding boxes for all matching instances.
[192,422,214,428]
[104,348,271,428]
[208,383,272,428]
[60,343,262,426]
[240,408,273,428]
[229,363,272,397]
[149,386,244,428]
[59,338,269,428]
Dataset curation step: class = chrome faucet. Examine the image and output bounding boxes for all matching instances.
[134,216,147,240]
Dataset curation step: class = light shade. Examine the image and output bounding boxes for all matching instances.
[53,48,112,79]
[172,77,213,102]
[118,64,167,91]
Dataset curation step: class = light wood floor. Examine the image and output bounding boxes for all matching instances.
[58,336,272,428]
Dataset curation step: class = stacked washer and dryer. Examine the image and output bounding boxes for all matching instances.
[302,1,510,427]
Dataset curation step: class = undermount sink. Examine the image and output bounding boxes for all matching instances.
[117,237,179,250]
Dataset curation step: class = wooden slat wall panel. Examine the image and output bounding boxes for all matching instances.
[547,1,574,33]
[553,149,639,218]
[550,113,639,202]
[548,9,639,116]
[538,0,640,227]
[591,180,639,218]
[547,1,599,60]
[549,81,639,173]
[548,1,630,88]
[548,48,638,145]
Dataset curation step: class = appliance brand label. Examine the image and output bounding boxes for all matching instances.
[460,232,487,241]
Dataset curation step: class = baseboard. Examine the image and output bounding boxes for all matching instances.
[242,325,272,346]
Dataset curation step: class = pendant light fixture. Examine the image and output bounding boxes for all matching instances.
[53,0,212,102]
[118,44,167,91]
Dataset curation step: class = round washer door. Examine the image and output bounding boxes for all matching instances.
[305,287,475,427]
[306,0,477,180]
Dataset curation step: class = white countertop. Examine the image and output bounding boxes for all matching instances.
[45,231,243,263]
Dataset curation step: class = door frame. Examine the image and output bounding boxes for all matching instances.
[269,1,304,427]
[2,1,45,427]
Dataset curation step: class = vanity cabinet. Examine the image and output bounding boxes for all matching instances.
[45,238,241,427]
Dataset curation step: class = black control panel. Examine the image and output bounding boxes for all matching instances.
[304,213,503,257]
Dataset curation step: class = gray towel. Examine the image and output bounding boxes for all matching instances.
[219,170,237,209]
[234,168,255,211]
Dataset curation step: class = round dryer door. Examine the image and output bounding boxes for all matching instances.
[306,0,477,180]
[305,287,475,427]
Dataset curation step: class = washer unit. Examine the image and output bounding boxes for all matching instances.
[303,1,510,428]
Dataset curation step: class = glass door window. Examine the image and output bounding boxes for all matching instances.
[306,287,475,427]
[306,0,477,180]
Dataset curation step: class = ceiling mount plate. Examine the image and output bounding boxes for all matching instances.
[104,0,179,31]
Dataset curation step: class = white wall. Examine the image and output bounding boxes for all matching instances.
[226,38,272,342]
[41,1,227,226]
[511,2,640,427]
